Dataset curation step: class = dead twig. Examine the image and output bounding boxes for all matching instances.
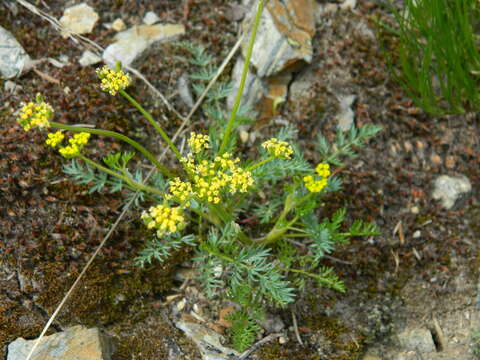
[291,310,304,346]
[238,333,284,359]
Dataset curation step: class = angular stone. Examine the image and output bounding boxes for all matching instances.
[336,94,356,131]
[103,24,185,67]
[0,26,32,79]
[59,3,99,38]
[78,50,101,67]
[397,327,435,353]
[111,19,126,32]
[432,175,472,209]
[176,320,239,360]
[7,325,113,360]
[242,0,315,77]
[143,11,160,25]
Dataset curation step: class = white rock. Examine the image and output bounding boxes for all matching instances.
[244,0,314,77]
[59,3,99,38]
[103,24,185,67]
[4,80,22,94]
[340,0,357,11]
[7,325,113,360]
[111,18,126,32]
[78,50,102,67]
[432,175,471,209]
[176,320,239,360]
[0,26,32,79]
[397,327,435,353]
[177,74,194,108]
[336,94,356,131]
[143,11,160,25]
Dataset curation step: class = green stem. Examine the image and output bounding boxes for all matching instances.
[119,90,182,161]
[247,156,275,171]
[50,121,173,178]
[78,154,165,197]
[219,0,264,154]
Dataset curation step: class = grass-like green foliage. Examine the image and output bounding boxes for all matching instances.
[385,0,480,114]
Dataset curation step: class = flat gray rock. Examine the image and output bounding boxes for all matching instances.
[0,26,31,79]
[103,23,185,67]
[7,325,113,360]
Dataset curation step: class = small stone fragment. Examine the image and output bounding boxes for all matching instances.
[59,3,99,38]
[78,50,101,67]
[340,0,357,10]
[397,327,435,353]
[111,18,126,32]
[143,11,160,25]
[432,175,471,209]
[7,325,113,360]
[0,26,32,79]
[177,74,194,108]
[103,24,185,67]
[445,155,455,169]
[258,313,285,333]
[430,152,442,165]
[244,0,315,77]
[239,130,250,144]
[176,320,239,360]
[4,80,22,94]
[336,94,356,131]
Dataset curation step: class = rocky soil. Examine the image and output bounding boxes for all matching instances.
[0,1,479,360]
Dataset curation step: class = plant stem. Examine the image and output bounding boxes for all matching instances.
[247,156,275,171]
[78,154,165,197]
[50,121,173,178]
[119,90,182,161]
[219,0,264,154]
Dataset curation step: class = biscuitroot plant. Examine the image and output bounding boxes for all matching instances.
[15,0,380,351]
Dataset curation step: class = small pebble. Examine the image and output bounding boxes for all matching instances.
[445,155,455,169]
[176,298,186,311]
[278,336,287,344]
[412,230,421,239]
[112,18,126,32]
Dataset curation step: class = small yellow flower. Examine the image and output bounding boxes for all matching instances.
[141,204,186,237]
[167,178,194,205]
[17,97,54,131]
[315,163,331,178]
[45,131,64,148]
[96,66,131,96]
[303,175,328,193]
[58,132,91,158]
[188,132,210,153]
[261,138,293,159]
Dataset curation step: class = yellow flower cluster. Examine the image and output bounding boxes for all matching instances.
[96,66,131,96]
[141,204,186,237]
[171,152,254,205]
[261,138,293,159]
[166,178,193,203]
[17,99,54,131]
[303,163,330,193]
[188,132,210,153]
[45,131,64,148]
[58,132,91,158]
[315,163,331,178]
